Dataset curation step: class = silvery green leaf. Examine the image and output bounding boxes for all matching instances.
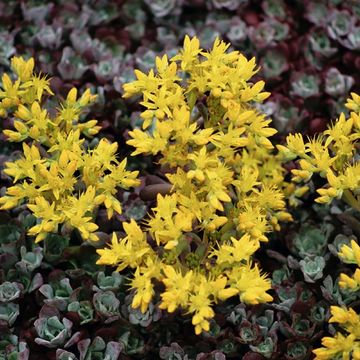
[56,349,78,360]
[286,342,308,360]
[93,291,120,322]
[211,0,247,11]
[57,47,89,80]
[94,271,124,292]
[341,26,360,50]
[67,301,93,325]
[249,337,274,359]
[34,316,73,348]
[0,281,23,302]
[36,25,63,49]
[262,0,286,19]
[227,17,247,45]
[299,256,325,283]
[0,303,19,326]
[21,2,54,24]
[291,73,320,98]
[144,0,178,18]
[16,246,43,273]
[325,68,354,97]
[104,342,123,360]
[308,31,337,57]
[327,10,354,40]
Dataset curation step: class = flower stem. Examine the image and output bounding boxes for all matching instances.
[343,189,360,212]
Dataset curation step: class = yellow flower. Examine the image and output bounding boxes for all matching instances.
[27,197,64,243]
[324,112,354,148]
[227,263,273,305]
[241,80,270,103]
[307,142,336,176]
[313,333,356,360]
[205,215,228,231]
[96,232,123,266]
[339,269,360,291]
[209,276,238,301]
[171,105,213,146]
[171,35,201,70]
[11,56,34,82]
[3,143,44,182]
[97,222,150,271]
[329,306,357,325]
[201,37,231,67]
[3,124,27,142]
[346,92,360,112]
[22,72,53,101]
[211,123,248,149]
[0,73,24,108]
[130,268,154,313]
[338,240,360,266]
[159,266,193,313]
[141,85,184,119]
[213,234,259,266]
[251,184,285,211]
[62,187,99,241]
[237,204,269,242]
[315,168,344,204]
[188,276,215,335]
[284,133,307,156]
[123,68,158,107]
[343,163,360,191]
[127,127,169,156]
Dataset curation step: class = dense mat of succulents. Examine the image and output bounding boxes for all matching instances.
[0,1,360,359]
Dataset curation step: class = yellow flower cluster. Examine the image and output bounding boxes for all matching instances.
[313,237,360,358]
[278,92,360,212]
[0,57,140,242]
[313,236,360,359]
[97,36,294,334]
[313,306,360,359]
[338,240,360,291]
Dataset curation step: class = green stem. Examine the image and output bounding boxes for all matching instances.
[63,245,82,256]
[343,189,360,212]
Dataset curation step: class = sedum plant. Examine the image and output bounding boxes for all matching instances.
[277,92,360,211]
[0,334,29,360]
[278,93,360,359]
[0,56,140,242]
[97,36,295,335]
[313,238,360,359]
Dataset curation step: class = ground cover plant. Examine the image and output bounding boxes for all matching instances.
[0,1,360,359]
